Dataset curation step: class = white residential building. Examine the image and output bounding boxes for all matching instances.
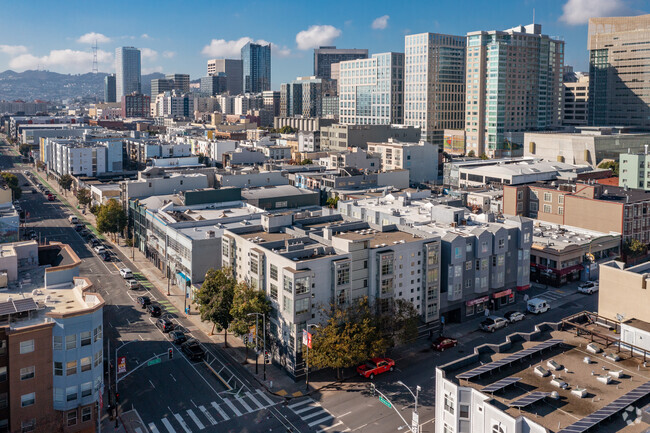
[368,139,439,183]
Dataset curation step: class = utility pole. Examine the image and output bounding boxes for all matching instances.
[247,312,267,380]
[397,381,421,433]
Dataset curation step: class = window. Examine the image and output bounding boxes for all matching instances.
[53,388,63,403]
[529,202,538,211]
[21,392,35,407]
[459,404,470,419]
[93,325,102,342]
[54,361,63,376]
[481,241,488,253]
[381,255,393,275]
[80,357,92,372]
[82,406,92,422]
[517,202,523,212]
[0,393,6,409]
[283,276,293,293]
[282,296,292,314]
[19,340,34,354]
[269,283,278,300]
[336,266,350,285]
[94,349,103,367]
[270,264,278,281]
[0,367,6,382]
[67,410,77,426]
[381,278,394,295]
[443,392,455,415]
[53,336,62,350]
[544,192,552,202]
[558,194,564,204]
[21,419,35,433]
[295,276,310,295]
[81,382,92,398]
[465,261,472,270]
[20,366,34,380]
[443,424,453,433]
[517,190,523,200]
[543,204,552,213]
[66,386,77,402]
[454,247,462,259]
[66,334,76,350]
[80,331,92,347]
[492,425,505,433]
[295,298,309,315]
[558,206,564,215]
[66,360,77,376]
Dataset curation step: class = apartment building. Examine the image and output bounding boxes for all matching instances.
[465,24,564,157]
[588,15,650,128]
[44,138,124,177]
[338,194,532,322]
[121,92,150,118]
[562,73,589,127]
[152,91,194,119]
[0,241,104,432]
[338,52,404,125]
[279,76,335,118]
[313,46,368,79]
[320,124,420,151]
[316,147,380,170]
[404,33,466,145]
[599,259,650,323]
[619,150,650,190]
[207,59,243,95]
[221,212,441,378]
[367,139,438,183]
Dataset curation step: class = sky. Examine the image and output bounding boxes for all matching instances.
[0,0,647,89]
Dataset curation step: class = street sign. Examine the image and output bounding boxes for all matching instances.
[411,411,419,433]
[117,356,127,374]
[302,330,312,349]
[147,358,161,367]
[378,396,392,408]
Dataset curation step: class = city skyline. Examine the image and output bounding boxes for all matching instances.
[0,0,646,89]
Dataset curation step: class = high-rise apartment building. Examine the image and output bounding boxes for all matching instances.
[150,78,174,97]
[588,15,650,128]
[465,24,564,157]
[121,92,150,118]
[263,90,280,117]
[404,33,466,146]
[200,74,227,97]
[338,52,404,125]
[104,74,116,103]
[313,46,368,79]
[241,43,271,93]
[165,74,190,94]
[207,59,243,95]
[562,72,589,127]
[279,76,335,118]
[115,47,141,100]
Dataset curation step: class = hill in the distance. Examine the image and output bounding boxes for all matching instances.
[0,70,166,102]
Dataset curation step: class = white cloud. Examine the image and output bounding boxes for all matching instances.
[0,45,28,56]
[372,15,390,30]
[141,33,151,39]
[142,66,164,74]
[271,44,292,58]
[162,51,176,59]
[560,0,633,25]
[295,25,341,50]
[77,32,111,44]
[140,48,158,60]
[202,37,268,58]
[8,49,113,73]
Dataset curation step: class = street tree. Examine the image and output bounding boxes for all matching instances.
[194,267,236,346]
[0,172,21,199]
[598,160,619,177]
[229,281,271,359]
[18,143,31,157]
[76,188,91,207]
[325,196,339,209]
[58,174,73,194]
[377,299,420,347]
[96,199,126,240]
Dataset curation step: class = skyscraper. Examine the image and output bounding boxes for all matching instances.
[279,76,335,118]
[241,42,271,93]
[404,33,466,145]
[115,47,141,100]
[313,46,368,79]
[338,52,404,125]
[207,59,243,95]
[588,15,650,128]
[165,74,190,94]
[464,24,564,157]
[104,74,116,103]
[151,78,174,97]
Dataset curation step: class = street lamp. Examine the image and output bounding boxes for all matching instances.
[397,381,421,433]
[247,312,267,381]
[305,323,320,391]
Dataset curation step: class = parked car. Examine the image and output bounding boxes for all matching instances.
[90,238,101,247]
[74,223,84,232]
[101,252,111,262]
[119,268,133,279]
[356,358,395,379]
[504,311,526,323]
[578,281,599,295]
[47,194,55,201]
[432,336,458,351]
[93,245,106,254]
[125,279,139,290]
[136,296,151,308]
[147,304,162,317]
[31,189,36,194]
[480,316,509,332]
[68,216,78,224]
[527,298,550,314]
[181,339,206,361]
[156,318,174,333]
[169,330,187,345]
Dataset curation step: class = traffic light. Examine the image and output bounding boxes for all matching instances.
[115,392,119,403]
[264,351,270,364]
[168,348,173,360]
[369,384,376,396]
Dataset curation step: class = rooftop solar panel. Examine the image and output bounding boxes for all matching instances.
[0,301,16,316]
[13,298,37,313]
[482,377,521,393]
[456,339,563,380]
[509,392,549,408]
[557,381,650,433]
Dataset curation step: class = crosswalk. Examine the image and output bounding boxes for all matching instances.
[147,389,277,432]
[533,289,567,303]
[288,397,348,432]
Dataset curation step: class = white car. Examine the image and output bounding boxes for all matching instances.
[578,281,599,294]
[119,268,133,279]
[93,245,106,255]
[505,311,526,323]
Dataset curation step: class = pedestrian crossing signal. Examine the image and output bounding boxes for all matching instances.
[168,348,173,360]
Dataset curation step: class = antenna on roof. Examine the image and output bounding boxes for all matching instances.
[533,8,535,25]
[92,40,98,74]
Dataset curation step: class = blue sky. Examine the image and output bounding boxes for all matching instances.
[0,0,646,88]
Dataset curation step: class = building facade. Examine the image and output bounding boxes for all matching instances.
[404,33,466,145]
[165,74,190,94]
[367,139,438,183]
[313,46,368,79]
[150,79,174,97]
[562,74,589,127]
[241,43,271,93]
[465,24,564,157]
[279,76,334,118]
[207,59,243,95]
[619,151,650,190]
[115,47,141,100]
[104,74,116,103]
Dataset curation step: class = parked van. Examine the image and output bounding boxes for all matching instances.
[527,298,550,314]
[68,216,78,224]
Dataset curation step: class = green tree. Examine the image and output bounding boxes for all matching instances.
[598,160,619,177]
[279,125,296,134]
[300,159,313,165]
[0,172,21,200]
[96,199,126,240]
[36,161,46,171]
[229,281,271,359]
[326,196,339,209]
[58,174,73,194]
[194,268,236,346]
[307,298,388,380]
[18,143,31,157]
[623,238,646,258]
[479,153,489,160]
[467,150,476,157]
[377,299,420,347]
[76,188,91,207]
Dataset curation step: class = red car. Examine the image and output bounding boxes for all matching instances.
[432,336,458,351]
[47,194,55,201]
[356,357,395,379]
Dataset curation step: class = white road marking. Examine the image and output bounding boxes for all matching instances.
[295,402,321,414]
[222,398,242,416]
[308,414,334,427]
[303,409,329,420]
[211,402,230,421]
[170,373,176,382]
[148,423,160,433]
[236,395,253,413]
[134,428,143,433]
[256,389,275,406]
[318,421,344,432]
[187,409,204,430]
[161,418,176,433]
[245,391,264,409]
[288,398,313,410]
[199,405,216,425]
[149,380,155,389]
[173,413,192,433]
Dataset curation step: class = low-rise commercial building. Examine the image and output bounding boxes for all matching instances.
[316,147,380,170]
[320,124,420,151]
[241,185,320,210]
[273,117,335,132]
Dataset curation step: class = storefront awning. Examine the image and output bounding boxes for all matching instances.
[466,295,490,307]
[493,289,512,299]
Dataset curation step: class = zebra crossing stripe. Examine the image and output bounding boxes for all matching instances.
[303,409,329,420]
[134,428,144,433]
[288,398,313,410]
[173,413,193,433]
[308,414,334,427]
[256,389,275,406]
[187,409,205,430]
[237,396,254,412]
[246,391,265,409]
[148,423,160,433]
[211,402,230,421]
[223,398,243,416]
[161,418,177,433]
[295,402,321,414]
[199,405,217,425]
